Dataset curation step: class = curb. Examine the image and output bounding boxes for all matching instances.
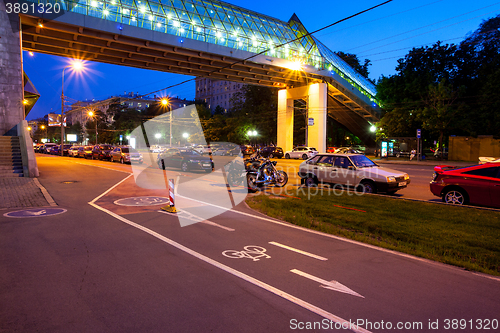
[33,178,58,207]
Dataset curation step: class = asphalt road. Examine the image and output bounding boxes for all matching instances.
[1,154,499,333]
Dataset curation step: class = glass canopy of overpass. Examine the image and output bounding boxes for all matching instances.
[30,0,377,100]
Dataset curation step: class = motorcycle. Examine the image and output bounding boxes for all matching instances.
[226,153,288,192]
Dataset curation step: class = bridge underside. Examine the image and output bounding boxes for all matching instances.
[20,14,378,146]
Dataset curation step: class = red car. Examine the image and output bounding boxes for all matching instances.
[430,163,500,207]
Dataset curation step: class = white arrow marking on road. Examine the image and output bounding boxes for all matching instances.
[291,269,364,298]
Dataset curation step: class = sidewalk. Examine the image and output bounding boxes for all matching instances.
[369,156,476,167]
[0,177,55,210]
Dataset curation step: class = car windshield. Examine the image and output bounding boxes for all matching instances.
[121,148,131,153]
[101,145,113,150]
[349,155,377,168]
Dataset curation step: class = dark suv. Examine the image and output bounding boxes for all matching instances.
[91,145,114,160]
[260,146,283,159]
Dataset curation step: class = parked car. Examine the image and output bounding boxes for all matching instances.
[157,147,213,173]
[212,147,230,156]
[430,162,500,207]
[91,144,114,160]
[260,146,284,159]
[298,153,410,194]
[149,145,164,153]
[33,144,44,153]
[68,146,80,157]
[240,145,255,156]
[110,146,143,164]
[284,147,318,160]
[41,143,57,154]
[335,147,364,154]
[193,145,212,155]
[79,146,94,159]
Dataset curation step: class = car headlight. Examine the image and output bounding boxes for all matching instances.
[404,174,410,180]
[387,176,396,182]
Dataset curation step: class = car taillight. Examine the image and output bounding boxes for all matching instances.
[432,172,438,181]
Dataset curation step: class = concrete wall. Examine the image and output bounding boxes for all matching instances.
[0,2,24,136]
[449,136,500,162]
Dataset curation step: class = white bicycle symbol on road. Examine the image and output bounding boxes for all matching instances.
[222,245,271,261]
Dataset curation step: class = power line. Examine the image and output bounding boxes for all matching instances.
[350,4,500,54]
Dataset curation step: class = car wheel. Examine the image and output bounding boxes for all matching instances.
[304,175,317,187]
[120,157,124,164]
[181,162,189,172]
[302,154,308,160]
[269,153,274,159]
[359,180,377,194]
[443,189,467,205]
[285,153,290,159]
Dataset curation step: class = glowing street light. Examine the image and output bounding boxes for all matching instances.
[370,125,377,133]
[155,133,162,144]
[88,110,98,145]
[61,60,85,155]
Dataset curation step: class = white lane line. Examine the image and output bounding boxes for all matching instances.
[89,174,134,204]
[88,196,370,333]
[269,241,327,261]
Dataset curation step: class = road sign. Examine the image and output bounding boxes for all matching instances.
[417,129,421,138]
[3,208,67,218]
[308,118,314,126]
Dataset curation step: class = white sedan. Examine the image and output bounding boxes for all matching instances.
[284,147,318,160]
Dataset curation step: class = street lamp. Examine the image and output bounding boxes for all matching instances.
[160,98,172,147]
[155,133,161,145]
[61,60,84,155]
[247,130,258,146]
[88,110,98,145]
[182,132,189,146]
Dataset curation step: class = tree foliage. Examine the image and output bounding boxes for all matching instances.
[376,14,500,145]
[335,51,371,79]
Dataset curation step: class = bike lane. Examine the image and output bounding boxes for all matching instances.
[91,170,500,333]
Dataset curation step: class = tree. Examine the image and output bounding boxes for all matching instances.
[376,42,459,141]
[418,80,464,157]
[335,51,371,80]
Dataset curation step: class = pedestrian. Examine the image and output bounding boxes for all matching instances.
[410,149,416,160]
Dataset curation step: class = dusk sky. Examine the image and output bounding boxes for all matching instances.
[24,0,500,120]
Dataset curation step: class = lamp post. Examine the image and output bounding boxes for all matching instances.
[61,61,84,155]
[88,110,98,145]
[182,132,189,146]
[160,98,171,147]
[155,133,161,145]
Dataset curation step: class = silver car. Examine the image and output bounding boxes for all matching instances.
[284,146,318,160]
[298,153,410,194]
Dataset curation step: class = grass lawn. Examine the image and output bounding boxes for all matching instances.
[246,190,500,276]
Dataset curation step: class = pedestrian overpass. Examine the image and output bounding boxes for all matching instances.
[9,0,380,151]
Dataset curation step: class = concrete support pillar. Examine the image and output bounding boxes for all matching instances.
[277,83,328,153]
[0,4,24,135]
[307,83,327,153]
[277,89,294,154]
